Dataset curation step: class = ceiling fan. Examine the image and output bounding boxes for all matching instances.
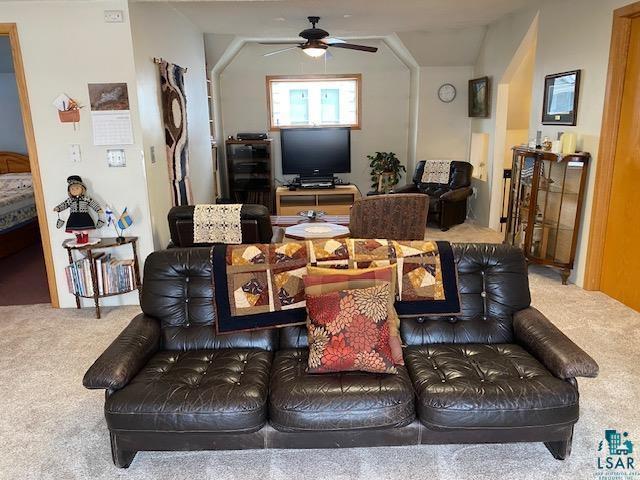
[260,16,378,58]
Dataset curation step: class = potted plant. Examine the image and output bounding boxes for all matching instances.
[368,152,406,194]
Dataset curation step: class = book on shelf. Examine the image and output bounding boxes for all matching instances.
[64,253,136,297]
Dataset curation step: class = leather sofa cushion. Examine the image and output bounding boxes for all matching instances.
[105,349,272,433]
[141,248,277,351]
[404,344,579,429]
[269,349,415,432]
[401,244,531,345]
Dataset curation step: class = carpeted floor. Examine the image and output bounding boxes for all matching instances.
[0,241,50,306]
[0,227,638,479]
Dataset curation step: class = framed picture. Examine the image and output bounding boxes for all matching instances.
[542,70,581,125]
[468,76,490,117]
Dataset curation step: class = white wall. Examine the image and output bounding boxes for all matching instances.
[469,6,540,227]
[0,72,27,154]
[416,66,472,162]
[469,0,629,286]
[217,41,411,194]
[0,0,155,308]
[130,2,212,249]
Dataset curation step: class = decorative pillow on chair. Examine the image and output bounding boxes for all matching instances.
[304,265,404,365]
[305,284,398,374]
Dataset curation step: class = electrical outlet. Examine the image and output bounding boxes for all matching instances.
[104,10,124,23]
[107,149,126,167]
[150,145,156,164]
[70,144,81,163]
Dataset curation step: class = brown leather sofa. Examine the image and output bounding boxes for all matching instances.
[83,244,598,468]
[395,161,473,231]
[167,204,283,247]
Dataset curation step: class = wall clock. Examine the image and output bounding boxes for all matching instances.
[438,83,457,103]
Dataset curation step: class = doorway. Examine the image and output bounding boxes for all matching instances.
[0,25,58,306]
[584,2,640,310]
[488,15,538,232]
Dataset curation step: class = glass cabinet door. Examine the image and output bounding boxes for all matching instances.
[506,153,536,250]
[528,158,583,264]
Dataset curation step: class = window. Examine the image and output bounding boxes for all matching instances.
[266,74,361,130]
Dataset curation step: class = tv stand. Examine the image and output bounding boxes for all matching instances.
[275,185,361,215]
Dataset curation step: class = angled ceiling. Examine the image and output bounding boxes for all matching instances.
[140,0,530,37]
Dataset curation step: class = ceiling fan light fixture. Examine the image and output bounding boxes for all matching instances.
[302,44,327,57]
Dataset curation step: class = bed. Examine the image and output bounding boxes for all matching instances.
[0,151,39,258]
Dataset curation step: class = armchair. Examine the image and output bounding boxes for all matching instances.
[349,194,429,240]
[395,160,473,231]
[167,204,283,247]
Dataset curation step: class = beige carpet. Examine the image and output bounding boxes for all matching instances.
[0,225,638,479]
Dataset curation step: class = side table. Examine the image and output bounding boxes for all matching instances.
[63,236,141,318]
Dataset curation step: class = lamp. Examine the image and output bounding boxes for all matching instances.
[302,42,327,58]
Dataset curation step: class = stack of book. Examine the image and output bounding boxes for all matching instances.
[65,253,136,297]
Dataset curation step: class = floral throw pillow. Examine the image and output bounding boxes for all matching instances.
[306,284,398,374]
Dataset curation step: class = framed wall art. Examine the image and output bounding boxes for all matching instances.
[468,76,490,118]
[542,70,581,125]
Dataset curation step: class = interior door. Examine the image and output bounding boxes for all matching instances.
[600,16,640,310]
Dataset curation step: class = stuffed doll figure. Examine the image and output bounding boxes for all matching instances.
[54,175,105,245]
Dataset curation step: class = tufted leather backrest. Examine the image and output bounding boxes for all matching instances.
[281,243,531,349]
[141,248,277,351]
[401,243,530,345]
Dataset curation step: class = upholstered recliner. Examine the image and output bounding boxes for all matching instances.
[395,160,473,231]
[167,204,282,247]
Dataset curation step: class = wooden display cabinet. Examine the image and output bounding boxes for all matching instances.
[504,147,589,284]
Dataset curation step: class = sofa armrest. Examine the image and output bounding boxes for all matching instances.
[514,307,598,379]
[83,314,160,391]
[393,183,419,194]
[271,226,285,243]
[440,186,473,203]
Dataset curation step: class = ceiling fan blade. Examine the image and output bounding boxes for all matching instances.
[259,41,304,45]
[329,43,378,53]
[321,37,346,45]
[263,46,299,57]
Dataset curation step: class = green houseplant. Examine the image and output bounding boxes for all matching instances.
[368,152,406,193]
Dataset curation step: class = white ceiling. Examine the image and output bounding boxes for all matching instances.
[0,36,14,73]
[140,0,531,37]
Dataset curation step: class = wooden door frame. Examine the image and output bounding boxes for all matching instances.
[584,2,640,291]
[1,24,59,307]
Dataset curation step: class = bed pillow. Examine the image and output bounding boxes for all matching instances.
[305,284,397,374]
[304,265,403,365]
[0,173,32,190]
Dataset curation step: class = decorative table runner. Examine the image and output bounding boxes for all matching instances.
[193,204,242,244]
[212,238,460,333]
[421,160,453,184]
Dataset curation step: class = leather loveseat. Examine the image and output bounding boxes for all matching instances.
[395,160,473,231]
[83,244,598,468]
[167,204,283,247]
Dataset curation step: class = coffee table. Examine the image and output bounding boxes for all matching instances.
[271,215,350,227]
[284,223,350,241]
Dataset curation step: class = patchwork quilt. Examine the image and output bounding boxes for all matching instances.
[213,239,460,333]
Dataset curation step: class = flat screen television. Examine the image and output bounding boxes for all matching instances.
[280,127,351,177]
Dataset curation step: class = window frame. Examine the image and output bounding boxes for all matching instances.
[265,74,362,131]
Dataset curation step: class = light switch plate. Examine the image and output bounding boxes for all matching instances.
[150,145,156,164]
[104,10,124,23]
[107,149,126,168]
[69,144,81,163]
